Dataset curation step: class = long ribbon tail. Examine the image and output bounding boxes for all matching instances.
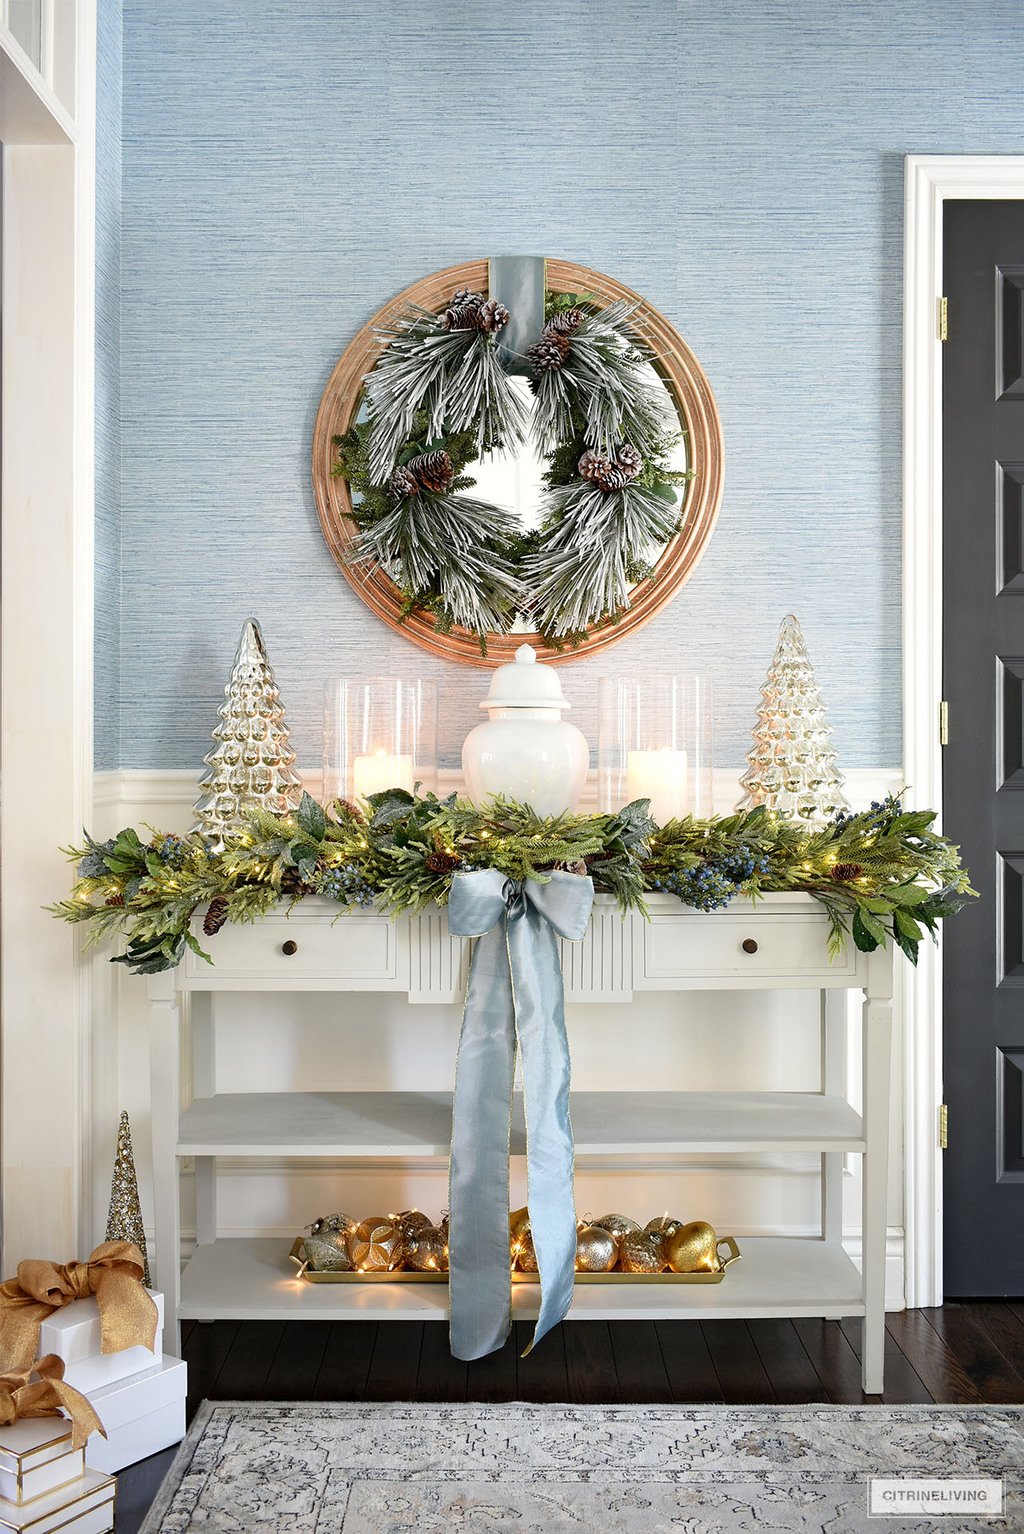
[510,901,577,1353]
[448,921,517,1361]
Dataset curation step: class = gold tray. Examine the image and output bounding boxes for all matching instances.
[289,1236,740,1284]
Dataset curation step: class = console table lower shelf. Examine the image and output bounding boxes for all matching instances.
[179,1236,865,1323]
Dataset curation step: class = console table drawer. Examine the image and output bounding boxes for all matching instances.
[640,912,863,987]
[183,911,407,987]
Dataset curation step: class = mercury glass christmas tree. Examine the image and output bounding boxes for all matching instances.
[105,1111,151,1286]
[192,618,303,850]
[736,613,850,827]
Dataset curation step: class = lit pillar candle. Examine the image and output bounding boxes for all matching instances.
[625,749,688,823]
[352,749,414,800]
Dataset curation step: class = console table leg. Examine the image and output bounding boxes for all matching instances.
[148,971,182,1352]
[821,989,848,1243]
[190,993,218,1246]
[861,950,894,1395]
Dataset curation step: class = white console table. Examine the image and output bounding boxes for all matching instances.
[146,891,895,1393]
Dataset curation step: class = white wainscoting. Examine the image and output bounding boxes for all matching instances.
[90,767,906,1307]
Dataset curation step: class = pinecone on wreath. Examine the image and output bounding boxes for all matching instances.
[547,307,585,335]
[476,299,510,334]
[615,443,643,481]
[440,290,484,331]
[579,449,627,493]
[407,448,454,493]
[527,328,571,373]
[389,465,419,499]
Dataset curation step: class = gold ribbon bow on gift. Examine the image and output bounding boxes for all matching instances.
[0,1354,106,1450]
[0,1241,157,1374]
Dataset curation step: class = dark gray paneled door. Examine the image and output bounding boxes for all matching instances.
[943,200,1024,1296]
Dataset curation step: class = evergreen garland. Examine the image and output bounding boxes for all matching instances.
[52,792,974,976]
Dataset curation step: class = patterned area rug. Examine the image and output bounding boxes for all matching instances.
[141,1401,1024,1533]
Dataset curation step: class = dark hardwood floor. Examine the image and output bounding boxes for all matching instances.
[116,1306,1024,1531]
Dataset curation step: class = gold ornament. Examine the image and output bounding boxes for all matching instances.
[593,1213,641,1240]
[618,1231,667,1273]
[192,618,303,852]
[515,1232,539,1272]
[404,1225,447,1272]
[666,1220,720,1273]
[509,1206,531,1242]
[395,1209,433,1243]
[347,1216,404,1272]
[575,1223,618,1272]
[104,1111,151,1287]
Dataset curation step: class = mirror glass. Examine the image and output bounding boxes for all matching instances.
[467,372,690,631]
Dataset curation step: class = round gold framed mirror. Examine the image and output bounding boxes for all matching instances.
[312,259,724,667]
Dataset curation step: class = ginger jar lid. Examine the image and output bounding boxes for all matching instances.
[479,644,571,711]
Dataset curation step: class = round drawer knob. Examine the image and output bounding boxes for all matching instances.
[741,938,759,955]
[281,940,299,957]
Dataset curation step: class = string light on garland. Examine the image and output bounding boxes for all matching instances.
[51,788,974,975]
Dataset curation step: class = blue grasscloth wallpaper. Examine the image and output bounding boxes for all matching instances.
[95,0,1024,772]
[95,0,121,771]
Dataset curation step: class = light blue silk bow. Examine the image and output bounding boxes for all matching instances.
[446,867,594,1361]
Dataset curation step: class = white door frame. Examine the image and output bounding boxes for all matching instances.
[902,154,1024,1306]
[1,7,96,1266]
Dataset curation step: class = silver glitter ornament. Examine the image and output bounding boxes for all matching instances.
[192,619,303,852]
[593,1213,642,1240]
[304,1214,356,1271]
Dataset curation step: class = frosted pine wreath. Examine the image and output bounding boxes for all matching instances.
[332,286,690,649]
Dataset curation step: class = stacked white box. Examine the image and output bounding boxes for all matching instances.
[0,1421,114,1534]
[36,1291,186,1470]
[85,1357,186,1474]
[38,1292,164,1392]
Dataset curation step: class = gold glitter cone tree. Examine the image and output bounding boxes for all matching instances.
[736,613,850,828]
[105,1111,151,1287]
[192,618,303,850]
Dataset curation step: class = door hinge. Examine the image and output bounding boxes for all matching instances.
[938,295,948,342]
[939,699,949,746]
[939,1103,948,1150]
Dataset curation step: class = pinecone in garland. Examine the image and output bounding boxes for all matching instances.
[203,895,230,936]
[425,850,460,875]
[440,289,485,331]
[579,448,627,493]
[615,443,643,481]
[831,862,865,883]
[476,299,510,334]
[407,448,454,493]
[527,328,571,373]
[389,465,419,500]
[105,893,125,908]
[547,307,585,336]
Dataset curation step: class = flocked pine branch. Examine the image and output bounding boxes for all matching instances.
[354,492,522,636]
[365,308,527,482]
[522,481,681,637]
[530,300,676,459]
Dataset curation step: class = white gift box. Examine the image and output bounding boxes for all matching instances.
[85,1355,186,1474]
[38,1291,163,1392]
[0,1468,114,1534]
[0,1419,83,1506]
